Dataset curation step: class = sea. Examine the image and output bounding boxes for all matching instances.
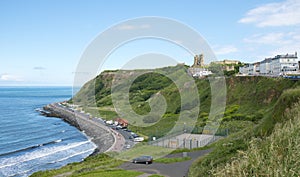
[0,87,97,177]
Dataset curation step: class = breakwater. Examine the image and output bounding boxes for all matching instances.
[43,103,115,154]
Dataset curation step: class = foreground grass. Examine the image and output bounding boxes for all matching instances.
[189,87,300,176]
[211,102,300,176]
[78,169,142,177]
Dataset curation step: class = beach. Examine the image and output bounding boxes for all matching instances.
[43,103,124,154]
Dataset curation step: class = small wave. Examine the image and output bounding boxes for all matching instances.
[48,148,94,164]
[0,131,66,148]
[0,139,63,157]
[54,139,62,143]
[0,140,92,169]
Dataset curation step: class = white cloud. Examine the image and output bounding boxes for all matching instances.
[244,32,292,44]
[239,0,300,27]
[0,74,23,82]
[214,45,238,55]
[116,24,151,30]
[243,31,300,58]
[269,42,300,56]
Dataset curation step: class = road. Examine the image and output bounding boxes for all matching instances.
[119,149,212,177]
[47,103,127,152]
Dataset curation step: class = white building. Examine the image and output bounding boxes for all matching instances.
[188,67,212,77]
[248,62,260,75]
[270,52,299,76]
[239,52,299,76]
[259,58,272,75]
[239,64,249,75]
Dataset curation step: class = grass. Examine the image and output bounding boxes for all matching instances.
[210,101,300,176]
[112,143,174,161]
[189,86,300,177]
[78,169,143,177]
[30,154,124,177]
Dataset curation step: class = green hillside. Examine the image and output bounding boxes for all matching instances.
[189,85,300,176]
[34,66,300,176]
[72,66,298,137]
[210,100,300,176]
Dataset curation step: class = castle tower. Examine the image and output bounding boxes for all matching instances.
[192,54,204,67]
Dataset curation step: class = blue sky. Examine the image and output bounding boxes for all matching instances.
[1,0,300,86]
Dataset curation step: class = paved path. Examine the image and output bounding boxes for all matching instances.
[119,149,212,177]
[105,129,126,152]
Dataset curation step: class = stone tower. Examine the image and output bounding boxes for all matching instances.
[192,54,204,67]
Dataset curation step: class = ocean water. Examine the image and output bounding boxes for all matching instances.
[0,87,97,177]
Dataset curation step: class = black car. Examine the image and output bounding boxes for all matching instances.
[132,155,153,164]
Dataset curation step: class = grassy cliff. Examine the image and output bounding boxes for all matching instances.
[189,80,300,176]
[210,101,300,176]
[35,66,300,176]
[72,67,298,137]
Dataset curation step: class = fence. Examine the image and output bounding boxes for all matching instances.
[149,134,223,149]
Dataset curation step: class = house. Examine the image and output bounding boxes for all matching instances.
[248,62,260,75]
[270,52,299,76]
[238,52,299,77]
[188,67,212,77]
[212,59,240,71]
[259,58,272,75]
[239,64,250,75]
[115,118,128,127]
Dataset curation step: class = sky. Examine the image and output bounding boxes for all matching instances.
[1,0,300,86]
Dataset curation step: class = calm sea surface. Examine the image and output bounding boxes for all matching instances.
[0,87,96,177]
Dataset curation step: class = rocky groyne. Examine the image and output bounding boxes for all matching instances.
[43,103,115,154]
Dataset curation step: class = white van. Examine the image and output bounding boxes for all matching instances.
[134,137,144,142]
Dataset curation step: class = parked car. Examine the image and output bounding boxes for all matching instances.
[105,120,113,125]
[131,133,139,138]
[134,137,144,142]
[132,155,153,164]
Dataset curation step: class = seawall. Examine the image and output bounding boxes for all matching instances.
[43,103,115,154]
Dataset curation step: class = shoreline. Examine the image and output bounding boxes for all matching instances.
[43,103,122,155]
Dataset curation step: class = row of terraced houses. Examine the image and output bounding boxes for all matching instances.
[239,52,300,76]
